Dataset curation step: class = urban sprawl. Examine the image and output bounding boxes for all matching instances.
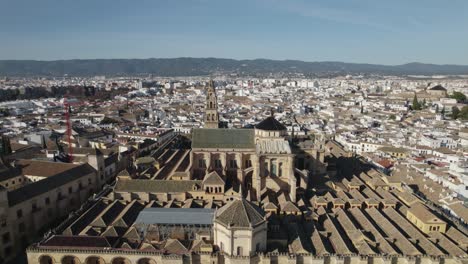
[0,75,467,264]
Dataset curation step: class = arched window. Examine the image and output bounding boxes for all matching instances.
[39,255,53,264]
[138,258,157,264]
[112,257,131,264]
[86,256,105,264]
[270,159,277,176]
[210,102,213,108]
[237,246,243,256]
[62,256,80,264]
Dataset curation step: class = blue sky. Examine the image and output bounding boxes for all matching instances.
[1,0,467,64]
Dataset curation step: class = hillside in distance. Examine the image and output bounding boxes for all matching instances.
[1,58,468,76]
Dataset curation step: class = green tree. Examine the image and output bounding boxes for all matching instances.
[435,104,439,113]
[459,106,468,120]
[441,106,446,116]
[389,114,396,120]
[0,108,9,116]
[412,94,421,110]
[451,106,460,119]
[450,91,467,103]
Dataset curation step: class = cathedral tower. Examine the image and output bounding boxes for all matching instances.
[204,80,219,128]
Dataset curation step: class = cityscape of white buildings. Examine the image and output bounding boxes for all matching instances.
[1,74,467,222]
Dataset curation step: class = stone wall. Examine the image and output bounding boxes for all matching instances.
[26,248,467,264]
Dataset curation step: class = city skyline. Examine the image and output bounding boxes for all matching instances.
[0,1,467,264]
[1,0,468,64]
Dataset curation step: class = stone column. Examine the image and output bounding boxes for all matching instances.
[236,153,243,183]
[205,152,211,175]
[252,155,261,201]
[189,151,194,179]
[220,152,227,175]
[287,155,296,202]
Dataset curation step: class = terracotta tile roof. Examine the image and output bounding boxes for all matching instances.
[115,179,202,193]
[7,162,95,206]
[378,159,393,169]
[16,159,82,177]
[407,203,444,224]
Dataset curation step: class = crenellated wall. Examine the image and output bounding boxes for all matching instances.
[26,248,467,264]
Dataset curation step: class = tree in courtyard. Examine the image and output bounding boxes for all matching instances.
[451,106,460,119]
[412,94,421,110]
[450,91,467,103]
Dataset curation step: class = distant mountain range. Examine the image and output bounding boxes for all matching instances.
[1,58,468,77]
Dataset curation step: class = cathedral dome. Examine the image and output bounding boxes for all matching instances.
[215,199,265,228]
[255,116,286,131]
[429,85,446,91]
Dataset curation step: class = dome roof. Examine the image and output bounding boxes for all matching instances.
[255,116,286,131]
[429,85,447,91]
[215,199,265,228]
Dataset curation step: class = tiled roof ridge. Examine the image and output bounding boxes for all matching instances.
[240,199,251,227]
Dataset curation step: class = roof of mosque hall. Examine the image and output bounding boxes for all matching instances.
[191,128,255,149]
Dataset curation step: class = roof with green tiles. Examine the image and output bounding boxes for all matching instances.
[115,179,202,193]
[191,128,255,149]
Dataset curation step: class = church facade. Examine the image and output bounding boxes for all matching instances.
[190,81,304,202]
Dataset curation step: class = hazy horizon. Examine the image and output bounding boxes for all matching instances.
[1,0,467,64]
[1,57,468,67]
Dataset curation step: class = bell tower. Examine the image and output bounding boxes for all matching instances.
[204,80,219,128]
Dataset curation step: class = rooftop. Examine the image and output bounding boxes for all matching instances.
[191,128,255,149]
[115,179,202,193]
[134,207,215,226]
[255,116,287,131]
[7,162,96,206]
[215,199,265,228]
